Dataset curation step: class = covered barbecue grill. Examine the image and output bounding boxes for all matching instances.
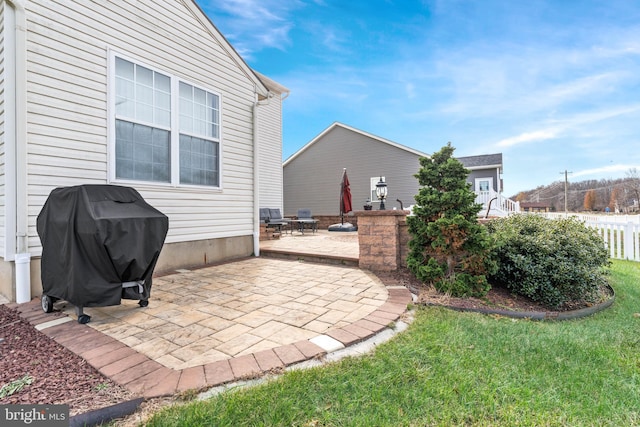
[36,184,169,323]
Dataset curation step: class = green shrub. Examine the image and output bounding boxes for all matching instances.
[407,143,496,297]
[486,214,610,309]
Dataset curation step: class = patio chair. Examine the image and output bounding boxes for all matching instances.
[259,208,271,222]
[296,209,318,234]
[260,207,289,234]
[269,209,290,223]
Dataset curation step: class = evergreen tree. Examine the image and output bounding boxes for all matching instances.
[407,142,496,297]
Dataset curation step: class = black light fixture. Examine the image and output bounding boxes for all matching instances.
[375,177,387,210]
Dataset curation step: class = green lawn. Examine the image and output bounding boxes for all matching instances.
[145,260,640,426]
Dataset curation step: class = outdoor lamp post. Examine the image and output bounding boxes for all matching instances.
[376,177,388,210]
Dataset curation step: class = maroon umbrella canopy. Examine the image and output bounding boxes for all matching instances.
[329,168,358,231]
[340,169,352,220]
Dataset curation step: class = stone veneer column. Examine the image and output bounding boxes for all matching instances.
[355,210,409,271]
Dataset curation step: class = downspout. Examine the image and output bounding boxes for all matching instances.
[6,0,31,303]
[252,92,272,257]
[253,95,260,257]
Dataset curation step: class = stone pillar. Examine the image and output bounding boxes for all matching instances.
[356,210,409,271]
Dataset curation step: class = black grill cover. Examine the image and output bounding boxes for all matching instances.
[37,185,169,308]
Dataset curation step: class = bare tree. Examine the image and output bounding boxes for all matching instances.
[609,187,622,212]
[584,189,597,211]
[624,168,640,212]
[512,172,640,213]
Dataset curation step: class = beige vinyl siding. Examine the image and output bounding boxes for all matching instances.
[23,0,261,256]
[0,0,5,257]
[283,125,422,216]
[258,97,283,210]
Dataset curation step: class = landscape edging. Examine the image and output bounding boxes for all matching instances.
[68,397,144,427]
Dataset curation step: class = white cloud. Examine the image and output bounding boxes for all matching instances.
[496,129,558,148]
[212,0,289,22]
[550,105,640,127]
[300,21,352,55]
[429,54,632,120]
[277,67,369,111]
[573,164,636,178]
[491,104,640,152]
[379,21,640,123]
[198,0,303,55]
[544,73,622,103]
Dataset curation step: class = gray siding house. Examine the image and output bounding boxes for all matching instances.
[283,122,518,217]
[0,0,287,302]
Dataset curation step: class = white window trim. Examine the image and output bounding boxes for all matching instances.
[475,177,493,193]
[107,50,223,190]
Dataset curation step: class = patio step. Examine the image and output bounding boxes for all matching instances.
[260,249,359,267]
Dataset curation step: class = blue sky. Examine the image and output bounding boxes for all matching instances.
[197,0,640,196]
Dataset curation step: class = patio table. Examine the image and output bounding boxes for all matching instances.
[290,218,318,234]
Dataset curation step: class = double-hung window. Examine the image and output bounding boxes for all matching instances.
[178,82,220,186]
[113,55,221,187]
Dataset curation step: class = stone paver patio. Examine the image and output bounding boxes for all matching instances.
[81,258,387,371]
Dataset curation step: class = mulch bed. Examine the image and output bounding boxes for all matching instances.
[0,304,133,416]
[374,268,608,314]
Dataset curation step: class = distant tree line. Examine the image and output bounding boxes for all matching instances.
[513,168,640,213]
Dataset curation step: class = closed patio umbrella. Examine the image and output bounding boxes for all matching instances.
[329,168,357,232]
[340,168,352,223]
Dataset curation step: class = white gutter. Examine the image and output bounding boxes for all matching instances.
[6,0,30,302]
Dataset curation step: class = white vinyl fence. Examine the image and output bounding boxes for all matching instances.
[537,213,640,262]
